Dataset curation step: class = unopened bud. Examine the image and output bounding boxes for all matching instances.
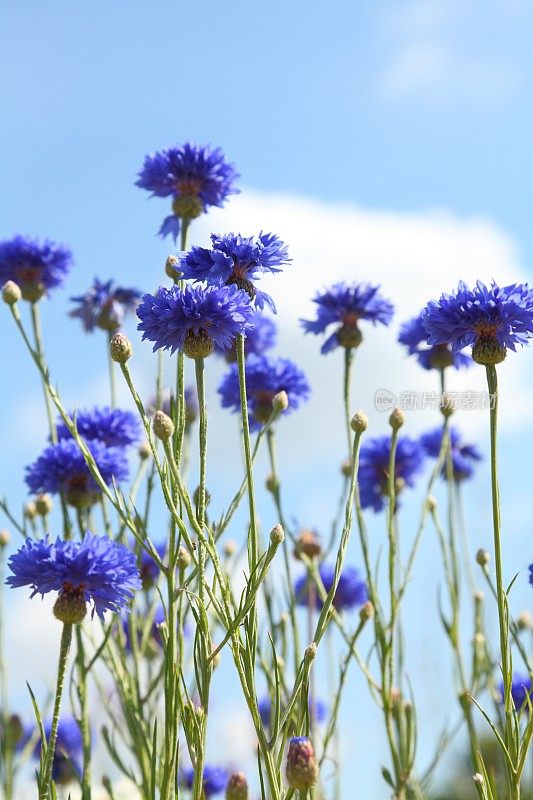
[350,410,368,433]
[165,255,180,280]
[473,772,484,786]
[265,473,279,493]
[440,393,455,418]
[177,546,191,569]
[109,332,133,363]
[389,407,404,430]
[294,530,321,560]
[427,496,437,512]
[138,441,151,460]
[359,601,374,622]
[272,391,289,414]
[2,280,21,305]
[35,494,53,516]
[24,501,37,520]
[0,529,10,548]
[304,642,317,662]
[153,410,174,441]
[517,610,533,631]
[224,539,237,558]
[226,771,248,800]
[340,459,352,477]
[286,736,319,790]
[476,549,490,567]
[270,524,285,546]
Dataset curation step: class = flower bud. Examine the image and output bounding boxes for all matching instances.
[426,496,437,512]
[0,529,10,548]
[153,410,175,441]
[472,338,507,366]
[226,772,248,800]
[224,539,237,558]
[138,441,151,460]
[24,501,37,520]
[272,391,289,414]
[304,642,317,662]
[476,548,490,567]
[359,600,374,622]
[265,473,279,493]
[440,392,455,418]
[2,280,21,305]
[270,524,285,546]
[177,546,191,570]
[109,332,133,363]
[53,589,87,624]
[293,530,321,560]
[473,772,484,786]
[340,459,352,477]
[350,410,368,433]
[165,255,180,280]
[35,493,53,516]
[517,611,533,631]
[389,407,404,430]
[286,737,319,790]
[182,329,214,359]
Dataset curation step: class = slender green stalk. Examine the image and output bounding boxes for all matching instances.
[343,347,354,459]
[107,331,117,407]
[30,302,57,442]
[0,550,14,800]
[236,334,258,570]
[39,623,73,800]
[75,628,92,800]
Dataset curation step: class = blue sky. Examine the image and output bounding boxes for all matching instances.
[2,1,533,798]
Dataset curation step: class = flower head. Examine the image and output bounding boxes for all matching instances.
[218,353,310,429]
[136,143,239,240]
[294,563,367,611]
[137,283,254,358]
[398,312,472,370]
[177,232,290,311]
[359,435,425,512]
[6,534,141,620]
[214,310,277,361]
[286,737,319,791]
[420,426,482,482]
[181,765,229,797]
[25,439,129,508]
[499,674,533,712]
[70,278,141,333]
[422,280,533,365]
[0,235,72,302]
[301,282,394,353]
[56,407,141,448]
[34,716,83,785]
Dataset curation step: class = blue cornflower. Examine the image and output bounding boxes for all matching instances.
[25,439,129,508]
[218,353,310,429]
[181,765,229,797]
[56,407,141,448]
[420,426,482,482]
[136,143,239,240]
[0,235,72,301]
[214,310,277,361]
[34,716,83,785]
[7,534,140,621]
[398,312,472,370]
[294,563,367,611]
[422,280,533,365]
[258,696,327,729]
[177,232,290,311]
[70,278,141,333]
[358,435,425,512]
[137,283,254,358]
[499,674,533,712]
[301,282,394,354]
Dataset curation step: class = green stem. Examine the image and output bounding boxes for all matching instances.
[30,302,57,442]
[0,552,13,800]
[236,335,258,570]
[343,347,354,459]
[194,356,207,610]
[39,623,73,800]
[75,628,92,800]
[107,332,117,408]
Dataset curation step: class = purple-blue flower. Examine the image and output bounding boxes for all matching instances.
[301,282,394,353]
[177,232,290,311]
[422,280,533,365]
[358,435,425,512]
[258,695,327,729]
[70,278,141,333]
[398,312,472,370]
[218,353,310,429]
[420,426,482,482]
[25,439,129,507]
[181,764,229,797]
[214,310,277,361]
[499,674,533,712]
[0,235,72,301]
[34,716,83,785]
[6,534,141,619]
[294,563,368,611]
[56,407,141,448]
[137,283,254,358]
[136,143,239,240]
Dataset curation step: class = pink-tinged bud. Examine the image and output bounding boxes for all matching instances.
[293,529,321,560]
[286,736,319,790]
[226,771,248,800]
[109,332,133,363]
